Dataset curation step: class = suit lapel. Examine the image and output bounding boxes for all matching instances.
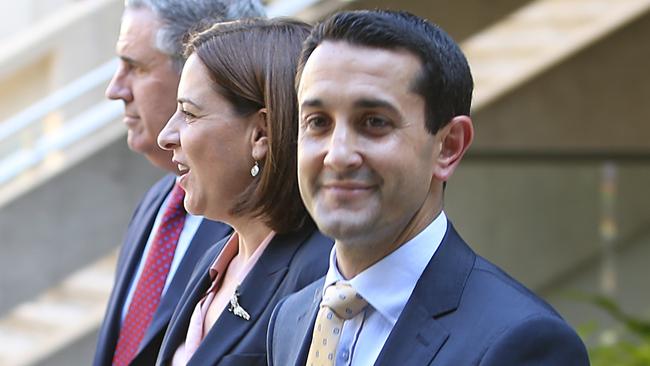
[140,220,231,351]
[115,177,173,313]
[155,238,228,364]
[188,227,313,364]
[292,279,324,366]
[95,176,174,365]
[374,223,475,366]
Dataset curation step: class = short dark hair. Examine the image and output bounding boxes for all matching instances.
[298,10,473,134]
[185,18,313,234]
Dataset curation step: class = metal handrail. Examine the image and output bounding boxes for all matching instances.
[0,58,120,186]
[0,58,118,142]
[0,100,122,185]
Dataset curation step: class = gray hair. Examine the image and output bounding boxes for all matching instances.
[125,0,266,71]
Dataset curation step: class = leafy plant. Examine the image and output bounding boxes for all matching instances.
[578,294,650,366]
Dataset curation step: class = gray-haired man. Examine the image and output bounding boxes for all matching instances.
[94,1,264,365]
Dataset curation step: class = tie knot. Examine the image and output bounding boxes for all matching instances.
[321,282,367,320]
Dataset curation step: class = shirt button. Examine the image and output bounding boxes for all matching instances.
[341,349,350,361]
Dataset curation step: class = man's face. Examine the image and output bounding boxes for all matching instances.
[106,7,180,172]
[297,41,442,247]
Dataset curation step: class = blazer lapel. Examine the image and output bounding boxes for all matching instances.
[140,220,231,350]
[156,239,228,363]
[374,223,475,366]
[95,176,173,365]
[188,226,313,364]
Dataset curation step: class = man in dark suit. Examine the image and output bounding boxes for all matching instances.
[93,1,264,365]
[267,10,591,365]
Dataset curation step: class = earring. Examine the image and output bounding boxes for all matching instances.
[250,161,260,177]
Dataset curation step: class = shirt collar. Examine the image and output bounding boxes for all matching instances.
[205,230,275,293]
[323,211,448,325]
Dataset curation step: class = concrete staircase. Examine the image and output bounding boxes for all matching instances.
[0,253,116,365]
[1,0,649,364]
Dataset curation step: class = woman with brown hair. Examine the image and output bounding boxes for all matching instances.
[155,18,332,365]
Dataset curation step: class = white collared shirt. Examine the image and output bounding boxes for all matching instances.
[120,186,203,322]
[322,211,448,366]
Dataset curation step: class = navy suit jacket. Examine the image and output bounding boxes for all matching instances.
[155,224,333,366]
[93,174,232,366]
[268,222,590,365]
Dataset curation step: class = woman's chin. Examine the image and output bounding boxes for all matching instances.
[182,193,203,216]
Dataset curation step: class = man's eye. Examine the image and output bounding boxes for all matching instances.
[305,116,329,130]
[128,62,148,76]
[364,116,391,129]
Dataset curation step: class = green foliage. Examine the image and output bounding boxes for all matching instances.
[590,341,650,366]
[579,294,650,366]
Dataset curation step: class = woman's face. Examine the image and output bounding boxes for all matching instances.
[158,53,258,220]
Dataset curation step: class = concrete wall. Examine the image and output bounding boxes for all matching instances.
[0,0,122,121]
[0,0,73,40]
[471,11,650,152]
[0,135,163,315]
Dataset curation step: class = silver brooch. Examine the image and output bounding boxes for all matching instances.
[228,287,251,321]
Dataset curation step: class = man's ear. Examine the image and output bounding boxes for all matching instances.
[250,108,269,161]
[433,115,473,181]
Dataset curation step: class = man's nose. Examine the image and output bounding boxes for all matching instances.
[323,123,363,172]
[105,64,133,102]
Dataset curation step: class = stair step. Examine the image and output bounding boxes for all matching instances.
[0,252,116,366]
[464,0,650,109]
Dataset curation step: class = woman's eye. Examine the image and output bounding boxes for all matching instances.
[182,110,197,122]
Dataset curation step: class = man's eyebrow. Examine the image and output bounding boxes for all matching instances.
[354,98,400,114]
[120,55,144,67]
[300,99,324,109]
[301,98,402,114]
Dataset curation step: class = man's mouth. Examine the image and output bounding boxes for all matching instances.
[123,115,139,127]
[322,181,372,190]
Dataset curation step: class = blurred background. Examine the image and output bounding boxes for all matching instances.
[0,0,648,364]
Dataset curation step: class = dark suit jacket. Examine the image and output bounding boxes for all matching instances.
[93,174,232,366]
[268,222,590,365]
[155,224,333,366]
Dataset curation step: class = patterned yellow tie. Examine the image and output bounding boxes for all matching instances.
[306,282,368,366]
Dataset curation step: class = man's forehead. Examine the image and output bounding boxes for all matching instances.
[298,41,422,99]
[116,7,160,56]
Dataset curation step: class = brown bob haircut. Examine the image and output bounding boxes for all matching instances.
[184,18,312,234]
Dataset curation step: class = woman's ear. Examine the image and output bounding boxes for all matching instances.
[433,115,474,182]
[251,108,269,161]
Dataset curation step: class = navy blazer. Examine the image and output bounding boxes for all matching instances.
[156,223,333,366]
[93,174,232,366]
[268,222,590,365]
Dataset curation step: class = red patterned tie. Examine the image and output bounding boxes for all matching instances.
[112,183,186,366]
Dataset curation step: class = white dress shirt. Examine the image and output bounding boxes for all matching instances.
[120,187,203,322]
[322,211,448,366]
